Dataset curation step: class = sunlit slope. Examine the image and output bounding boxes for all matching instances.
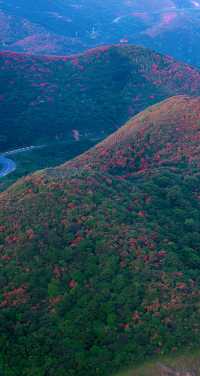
[1,96,200,375]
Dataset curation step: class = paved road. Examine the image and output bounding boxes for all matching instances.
[3,144,46,156]
[0,155,16,178]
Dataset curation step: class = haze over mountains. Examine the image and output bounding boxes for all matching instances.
[1,44,200,152]
[0,0,200,67]
[1,96,200,375]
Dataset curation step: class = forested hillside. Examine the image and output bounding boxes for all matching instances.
[1,45,200,151]
[1,96,200,375]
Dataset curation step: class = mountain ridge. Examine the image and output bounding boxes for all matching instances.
[1,0,200,68]
[1,44,200,152]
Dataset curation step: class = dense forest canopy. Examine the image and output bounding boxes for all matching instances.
[1,45,200,152]
[1,96,200,375]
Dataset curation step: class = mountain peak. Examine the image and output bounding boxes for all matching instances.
[51,95,200,178]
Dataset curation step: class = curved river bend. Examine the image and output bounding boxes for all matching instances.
[0,155,16,178]
[0,145,46,178]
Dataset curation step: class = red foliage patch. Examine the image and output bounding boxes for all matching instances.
[0,286,27,308]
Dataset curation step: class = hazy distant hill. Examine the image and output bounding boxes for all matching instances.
[0,0,136,54]
[1,96,200,375]
[1,44,200,152]
[0,0,200,67]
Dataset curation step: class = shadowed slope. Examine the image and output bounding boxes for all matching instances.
[1,45,200,151]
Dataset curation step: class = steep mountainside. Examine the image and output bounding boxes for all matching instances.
[1,96,200,375]
[1,0,200,67]
[1,44,200,151]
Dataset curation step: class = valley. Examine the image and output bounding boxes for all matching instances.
[0,145,46,179]
[1,43,200,189]
[0,139,97,191]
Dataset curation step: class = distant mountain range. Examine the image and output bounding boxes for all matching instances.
[1,95,200,375]
[1,44,200,152]
[0,0,200,67]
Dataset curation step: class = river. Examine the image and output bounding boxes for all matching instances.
[0,155,16,178]
[0,145,46,178]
